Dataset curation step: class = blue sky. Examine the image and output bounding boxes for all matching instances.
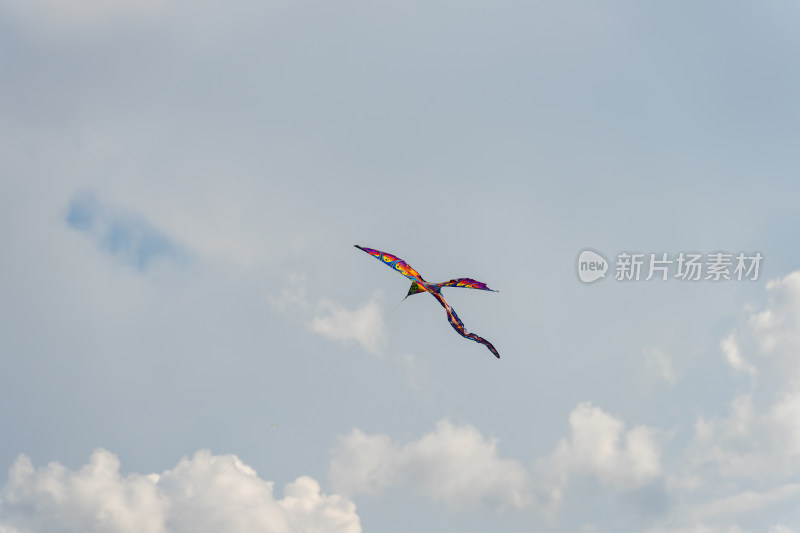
[1,1,800,532]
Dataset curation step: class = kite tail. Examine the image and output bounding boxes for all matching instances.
[445,309,500,359]
[431,290,500,359]
[464,332,500,359]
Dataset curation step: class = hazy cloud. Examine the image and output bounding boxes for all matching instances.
[269,274,311,314]
[646,525,748,533]
[686,484,800,523]
[647,521,796,533]
[311,293,387,356]
[686,392,800,481]
[645,347,678,385]
[720,334,757,377]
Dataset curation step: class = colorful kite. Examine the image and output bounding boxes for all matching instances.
[355,245,500,358]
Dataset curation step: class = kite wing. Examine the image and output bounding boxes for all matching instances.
[354,245,426,285]
[438,278,497,292]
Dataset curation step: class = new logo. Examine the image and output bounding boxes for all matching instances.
[577,249,608,284]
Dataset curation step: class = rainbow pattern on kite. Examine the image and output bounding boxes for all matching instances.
[355,245,500,358]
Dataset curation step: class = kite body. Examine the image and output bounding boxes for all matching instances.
[355,245,499,358]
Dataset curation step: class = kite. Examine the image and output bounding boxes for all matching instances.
[355,245,500,358]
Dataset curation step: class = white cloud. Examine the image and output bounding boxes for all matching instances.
[311,293,387,356]
[546,402,662,492]
[0,449,360,533]
[329,420,533,510]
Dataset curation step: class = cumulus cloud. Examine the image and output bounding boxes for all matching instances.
[329,420,533,510]
[311,293,387,356]
[0,449,360,533]
[684,271,800,484]
[721,271,800,389]
[546,402,662,492]
[654,271,800,531]
[329,407,667,516]
[1,449,165,533]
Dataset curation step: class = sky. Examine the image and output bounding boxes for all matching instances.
[1,1,800,532]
